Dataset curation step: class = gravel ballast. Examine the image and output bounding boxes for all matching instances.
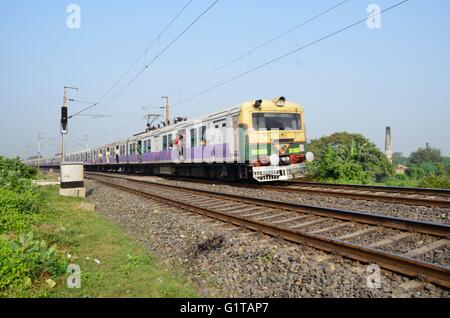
[139,177,450,225]
[84,179,449,298]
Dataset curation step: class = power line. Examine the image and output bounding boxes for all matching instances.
[84,0,406,150]
[69,99,96,105]
[77,0,220,144]
[172,0,410,109]
[143,0,351,109]
[97,0,350,141]
[90,118,147,146]
[94,0,220,117]
[98,0,194,103]
[69,102,100,119]
[74,1,194,129]
[78,1,409,151]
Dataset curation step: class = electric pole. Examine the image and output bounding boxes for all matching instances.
[61,86,78,163]
[162,96,169,127]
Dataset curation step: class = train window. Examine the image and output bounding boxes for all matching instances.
[222,123,227,128]
[190,129,197,147]
[199,126,207,145]
[168,134,173,150]
[252,113,301,131]
[163,136,168,151]
[142,140,151,153]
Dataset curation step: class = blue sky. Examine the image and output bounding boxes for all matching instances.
[1,0,449,158]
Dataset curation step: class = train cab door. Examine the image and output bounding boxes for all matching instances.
[212,119,227,163]
[178,129,186,162]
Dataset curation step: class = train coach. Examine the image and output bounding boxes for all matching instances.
[38,97,314,182]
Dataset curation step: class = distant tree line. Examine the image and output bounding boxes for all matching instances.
[307,132,449,189]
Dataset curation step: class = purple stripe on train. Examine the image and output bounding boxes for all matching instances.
[87,143,232,164]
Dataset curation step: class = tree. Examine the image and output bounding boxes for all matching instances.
[392,152,408,166]
[409,147,443,165]
[307,132,394,183]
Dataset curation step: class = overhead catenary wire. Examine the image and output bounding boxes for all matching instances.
[110,0,352,140]
[89,118,148,146]
[69,102,100,119]
[78,0,220,145]
[98,0,194,104]
[171,0,410,109]
[79,0,410,151]
[142,0,352,109]
[123,0,353,129]
[73,0,194,128]
[93,0,220,117]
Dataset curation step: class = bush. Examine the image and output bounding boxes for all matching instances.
[418,175,450,189]
[0,188,42,215]
[307,133,394,183]
[0,157,37,193]
[0,232,67,294]
[409,147,443,165]
[0,156,67,295]
[0,188,43,234]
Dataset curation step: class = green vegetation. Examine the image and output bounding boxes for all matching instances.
[386,148,450,189]
[409,147,443,165]
[0,157,197,298]
[0,157,65,296]
[307,133,450,189]
[307,132,394,184]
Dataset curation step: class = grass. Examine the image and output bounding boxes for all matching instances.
[35,171,58,181]
[14,186,197,298]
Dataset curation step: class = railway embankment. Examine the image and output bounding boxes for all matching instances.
[0,158,196,297]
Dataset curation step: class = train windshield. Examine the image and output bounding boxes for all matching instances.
[252,113,301,131]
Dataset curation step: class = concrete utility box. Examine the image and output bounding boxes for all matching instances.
[60,163,85,198]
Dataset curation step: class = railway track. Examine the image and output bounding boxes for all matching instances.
[171,176,450,208]
[86,173,450,289]
[261,181,450,209]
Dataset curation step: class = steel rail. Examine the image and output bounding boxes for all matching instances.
[111,173,450,208]
[261,184,450,209]
[286,181,450,197]
[86,173,450,237]
[88,174,450,289]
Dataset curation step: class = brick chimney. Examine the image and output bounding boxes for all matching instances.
[385,127,393,163]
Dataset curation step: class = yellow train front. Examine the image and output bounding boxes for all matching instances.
[239,97,314,182]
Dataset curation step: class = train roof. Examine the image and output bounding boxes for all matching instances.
[72,97,303,153]
[124,105,241,142]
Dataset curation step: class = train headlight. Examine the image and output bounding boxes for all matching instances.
[254,100,263,108]
[270,154,280,166]
[306,152,315,162]
[299,144,305,152]
[280,156,291,164]
[276,96,286,107]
